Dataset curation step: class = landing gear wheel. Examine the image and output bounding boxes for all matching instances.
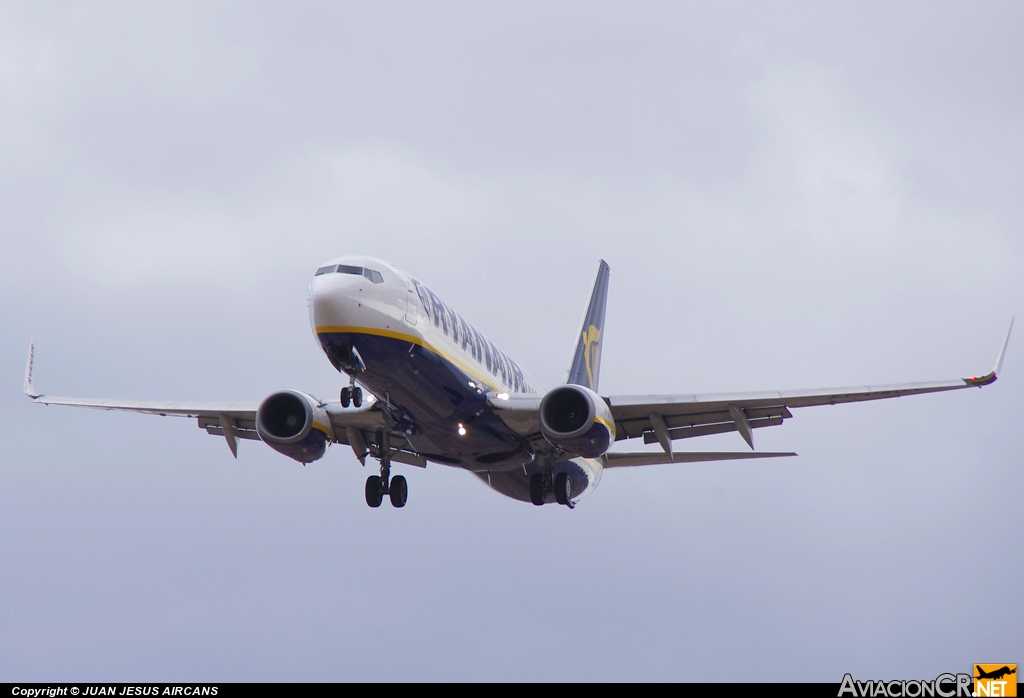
[365,475,384,507]
[340,386,351,407]
[389,475,408,508]
[352,387,363,408]
[529,474,545,506]
[554,472,571,506]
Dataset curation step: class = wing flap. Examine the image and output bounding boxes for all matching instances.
[641,415,785,445]
[203,425,262,441]
[616,404,792,439]
[605,451,797,468]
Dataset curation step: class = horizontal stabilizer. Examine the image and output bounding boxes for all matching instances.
[604,451,797,468]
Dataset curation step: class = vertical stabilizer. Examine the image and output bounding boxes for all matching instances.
[566,261,610,392]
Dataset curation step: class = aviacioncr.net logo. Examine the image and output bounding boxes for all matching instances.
[839,673,973,697]
[974,665,1017,697]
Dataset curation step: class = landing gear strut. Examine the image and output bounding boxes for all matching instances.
[364,431,407,508]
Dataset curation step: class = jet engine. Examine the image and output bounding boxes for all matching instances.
[538,384,615,458]
[255,390,332,463]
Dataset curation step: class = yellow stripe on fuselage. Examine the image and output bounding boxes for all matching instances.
[315,325,511,395]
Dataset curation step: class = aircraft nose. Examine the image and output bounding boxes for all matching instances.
[309,272,358,328]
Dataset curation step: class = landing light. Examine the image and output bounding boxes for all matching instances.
[468,381,476,388]
[496,392,509,400]
[457,423,467,436]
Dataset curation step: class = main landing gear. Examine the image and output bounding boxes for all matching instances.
[530,472,574,508]
[365,474,407,508]
[340,384,362,408]
[364,431,407,508]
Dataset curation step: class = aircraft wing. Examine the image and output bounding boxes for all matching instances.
[26,392,265,447]
[607,319,1013,453]
[24,340,393,458]
[26,390,404,462]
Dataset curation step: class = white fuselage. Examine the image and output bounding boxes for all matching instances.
[308,255,602,503]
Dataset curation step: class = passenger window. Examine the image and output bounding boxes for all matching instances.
[315,265,337,276]
[338,265,363,275]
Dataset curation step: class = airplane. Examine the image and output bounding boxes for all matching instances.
[976,666,1017,681]
[24,257,1013,509]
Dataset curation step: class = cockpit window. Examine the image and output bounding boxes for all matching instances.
[315,264,384,283]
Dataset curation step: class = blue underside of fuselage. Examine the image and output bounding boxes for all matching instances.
[317,331,591,502]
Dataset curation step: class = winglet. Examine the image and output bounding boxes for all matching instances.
[965,318,1013,387]
[994,317,1014,376]
[24,338,40,399]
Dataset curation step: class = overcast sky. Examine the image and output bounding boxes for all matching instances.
[1,1,1021,682]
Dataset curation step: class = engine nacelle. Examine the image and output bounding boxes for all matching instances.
[256,390,332,463]
[538,384,615,458]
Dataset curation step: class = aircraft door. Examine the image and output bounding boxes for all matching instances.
[404,278,420,325]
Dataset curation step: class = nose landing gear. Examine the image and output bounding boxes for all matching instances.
[336,343,365,408]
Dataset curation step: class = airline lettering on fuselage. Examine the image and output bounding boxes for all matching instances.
[411,279,533,394]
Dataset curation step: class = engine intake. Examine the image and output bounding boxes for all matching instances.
[256,390,331,463]
[539,384,614,458]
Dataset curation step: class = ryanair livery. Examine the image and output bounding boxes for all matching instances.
[25,257,1013,509]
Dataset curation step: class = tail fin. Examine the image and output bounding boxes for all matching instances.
[566,260,610,392]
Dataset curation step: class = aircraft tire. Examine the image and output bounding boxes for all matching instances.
[389,475,408,508]
[529,474,545,506]
[352,387,362,408]
[554,472,571,506]
[365,475,384,507]
[340,386,351,408]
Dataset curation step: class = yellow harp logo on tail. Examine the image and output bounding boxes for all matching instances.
[582,325,601,391]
